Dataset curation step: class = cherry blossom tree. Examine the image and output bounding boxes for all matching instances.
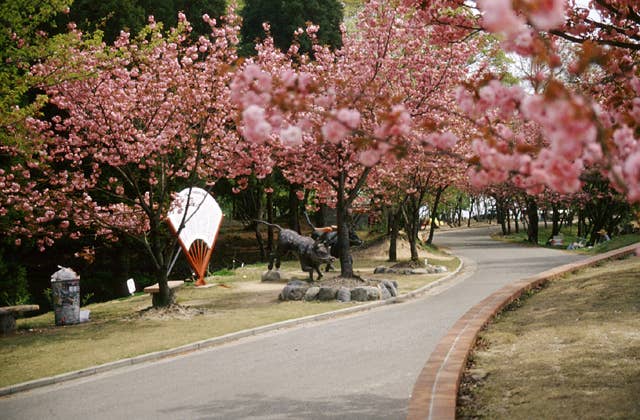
[232,1,478,277]
[371,134,470,262]
[405,1,639,219]
[21,12,241,306]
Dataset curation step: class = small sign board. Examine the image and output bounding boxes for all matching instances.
[167,187,223,286]
[126,278,136,295]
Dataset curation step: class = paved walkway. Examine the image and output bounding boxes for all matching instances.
[0,227,586,419]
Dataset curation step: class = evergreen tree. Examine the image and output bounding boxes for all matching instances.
[240,0,343,56]
[66,0,227,43]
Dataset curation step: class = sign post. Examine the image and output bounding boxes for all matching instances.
[167,187,223,287]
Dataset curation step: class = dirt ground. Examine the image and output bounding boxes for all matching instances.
[352,235,456,262]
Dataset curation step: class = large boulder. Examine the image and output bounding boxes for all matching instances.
[379,284,392,299]
[318,286,339,301]
[304,286,320,301]
[381,280,398,297]
[366,286,381,301]
[262,270,282,282]
[336,287,351,302]
[351,287,369,301]
[279,280,310,301]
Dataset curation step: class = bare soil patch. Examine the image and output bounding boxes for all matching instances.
[351,234,454,262]
[390,260,425,269]
[135,305,207,320]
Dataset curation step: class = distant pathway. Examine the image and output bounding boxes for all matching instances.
[0,227,586,419]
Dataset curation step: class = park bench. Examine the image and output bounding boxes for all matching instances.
[0,304,39,334]
[143,280,184,306]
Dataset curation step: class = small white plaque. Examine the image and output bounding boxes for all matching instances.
[126,278,136,295]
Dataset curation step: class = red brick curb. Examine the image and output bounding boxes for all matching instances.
[406,243,639,420]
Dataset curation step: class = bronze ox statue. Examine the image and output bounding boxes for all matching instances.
[257,221,334,281]
[304,212,363,271]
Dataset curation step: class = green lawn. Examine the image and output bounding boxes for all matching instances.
[494,225,640,254]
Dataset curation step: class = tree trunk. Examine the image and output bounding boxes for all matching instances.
[526,197,539,244]
[316,203,329,227]
[486,199,493,223]
[577,209,584,238]
[551,204,561,236]
[408,231,420,261]
[397,189,424,263]
[427,186,446,245]
[288,184,300,233]
[254,188,266,260]
[388,209,400,262]
[410,207,421,262]
[148,215,172,308]
[266,190,274,253]
[153,269,173,307]
[495,198,507,235]
[337,171,354,278]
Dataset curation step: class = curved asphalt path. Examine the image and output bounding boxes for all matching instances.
[0,227,586,419]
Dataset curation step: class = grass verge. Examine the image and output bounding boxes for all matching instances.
[457,255,640,419]
[493,225,639,254]
[1,252,458,389]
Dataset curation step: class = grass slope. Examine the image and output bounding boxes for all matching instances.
[458,256,640,419]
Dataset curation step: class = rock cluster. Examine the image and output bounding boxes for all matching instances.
[373,265,447,275]
[261,270,285,282]
[279,279,398,302]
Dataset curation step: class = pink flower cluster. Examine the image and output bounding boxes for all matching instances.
[456,81,524,122]
[424,131,458,150]
[520,95,598,160]
[611,125,640,202]
[477,0,566,54]
[374,105,412,139]
[242,105,271,143]
[321,108,361,144]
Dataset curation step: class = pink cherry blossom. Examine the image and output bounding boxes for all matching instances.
[527,0,566,31]
[623,152,640,202]
[280,125,303,147]
[336,108,360,129]
[477,0,526,36]
[358,149,381,167]
[321,120,349,143]
[242,105,272,143]
[425,131,458,150]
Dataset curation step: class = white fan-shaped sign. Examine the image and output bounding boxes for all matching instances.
[168,187,222,249]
